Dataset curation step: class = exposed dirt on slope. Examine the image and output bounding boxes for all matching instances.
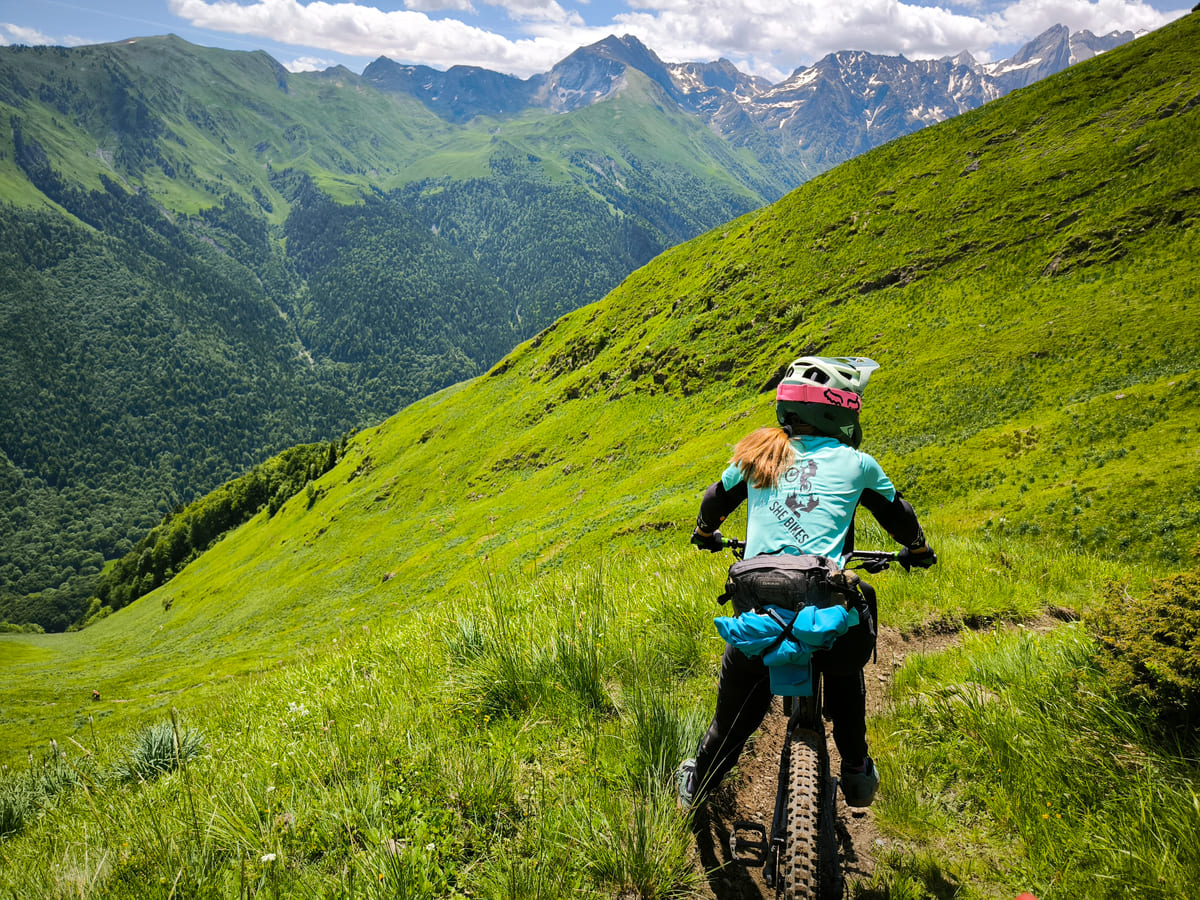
[688,625,964,899]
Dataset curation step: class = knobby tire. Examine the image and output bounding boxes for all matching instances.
[779,727,840,899]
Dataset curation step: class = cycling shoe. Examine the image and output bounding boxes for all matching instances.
[676,758,698,811]
[840,757,880,808]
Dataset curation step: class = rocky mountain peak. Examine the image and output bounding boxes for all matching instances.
[981,24,1136,91]
[364,25,1137,171]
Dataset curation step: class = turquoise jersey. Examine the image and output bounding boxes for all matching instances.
[721,435,896,564]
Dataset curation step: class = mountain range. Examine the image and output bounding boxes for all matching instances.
[0,22,1140,630]
[365,24,1135,172]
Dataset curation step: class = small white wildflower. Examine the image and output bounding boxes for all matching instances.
[261,852,277,863]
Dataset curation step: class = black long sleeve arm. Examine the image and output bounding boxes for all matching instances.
[858,488,927,549]
[696,479,747,533]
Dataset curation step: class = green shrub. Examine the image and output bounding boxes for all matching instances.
[0,778,37,839]
[0,621,45,634]
[1089,571,1200,743]
[0,746,81,838]
[114,719,206,781]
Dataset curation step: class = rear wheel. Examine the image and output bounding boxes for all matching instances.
[779,727,840,899]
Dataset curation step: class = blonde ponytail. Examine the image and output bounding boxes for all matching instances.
[730,426,795,489]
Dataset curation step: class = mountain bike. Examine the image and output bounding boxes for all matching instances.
[721,538,897,900]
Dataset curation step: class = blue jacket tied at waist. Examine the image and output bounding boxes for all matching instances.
[714,605,860,696]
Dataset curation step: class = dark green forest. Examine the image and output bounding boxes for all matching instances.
[396,152,763,333]
[0,193,353,631]
[0,161,524,630]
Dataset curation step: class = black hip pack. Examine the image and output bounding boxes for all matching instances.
[719,554,859,616]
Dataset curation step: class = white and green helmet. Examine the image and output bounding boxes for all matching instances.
[775,356,879,447]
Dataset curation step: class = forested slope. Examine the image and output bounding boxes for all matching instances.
[0,39,782,629]
[0,197,350,629]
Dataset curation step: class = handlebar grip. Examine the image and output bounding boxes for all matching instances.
[846,550,896,574]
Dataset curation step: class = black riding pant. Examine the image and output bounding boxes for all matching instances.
[692,586,876,797]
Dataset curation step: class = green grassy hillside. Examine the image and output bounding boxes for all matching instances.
[0,36,450,214]
[0,15,1198,898]
[0,37,783,226]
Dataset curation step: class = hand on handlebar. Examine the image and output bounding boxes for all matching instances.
[898,545,937,571]
[690,529,724,553]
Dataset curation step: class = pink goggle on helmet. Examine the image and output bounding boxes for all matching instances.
[775,356,879,446]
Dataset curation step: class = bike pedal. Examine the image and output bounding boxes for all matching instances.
[728,821,767,864]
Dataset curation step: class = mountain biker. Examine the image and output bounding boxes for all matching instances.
[678,355,935,811]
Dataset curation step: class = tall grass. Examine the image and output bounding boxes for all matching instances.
[851,516,1140,633]
[623,673,708,788]
[570,783,703,899]
[0,744,83,840]
[870,625,1200,898]
[0,551,720,897]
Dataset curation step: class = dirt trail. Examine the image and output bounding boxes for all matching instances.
[688,625,961,899]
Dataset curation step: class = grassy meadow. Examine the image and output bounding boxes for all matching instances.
[3,13,1200,898]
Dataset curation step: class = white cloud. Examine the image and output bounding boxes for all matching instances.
[0,23,88,47]
[283,54,340,70]
[168,0,584,74]
[985,0,1187,42]
[483,0,583,24]
[405,0,476,13]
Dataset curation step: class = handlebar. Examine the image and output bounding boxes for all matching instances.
[722,536,746,560]
[845,550,898,574]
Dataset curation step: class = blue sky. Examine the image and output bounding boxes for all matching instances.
[2,0,1191,81]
